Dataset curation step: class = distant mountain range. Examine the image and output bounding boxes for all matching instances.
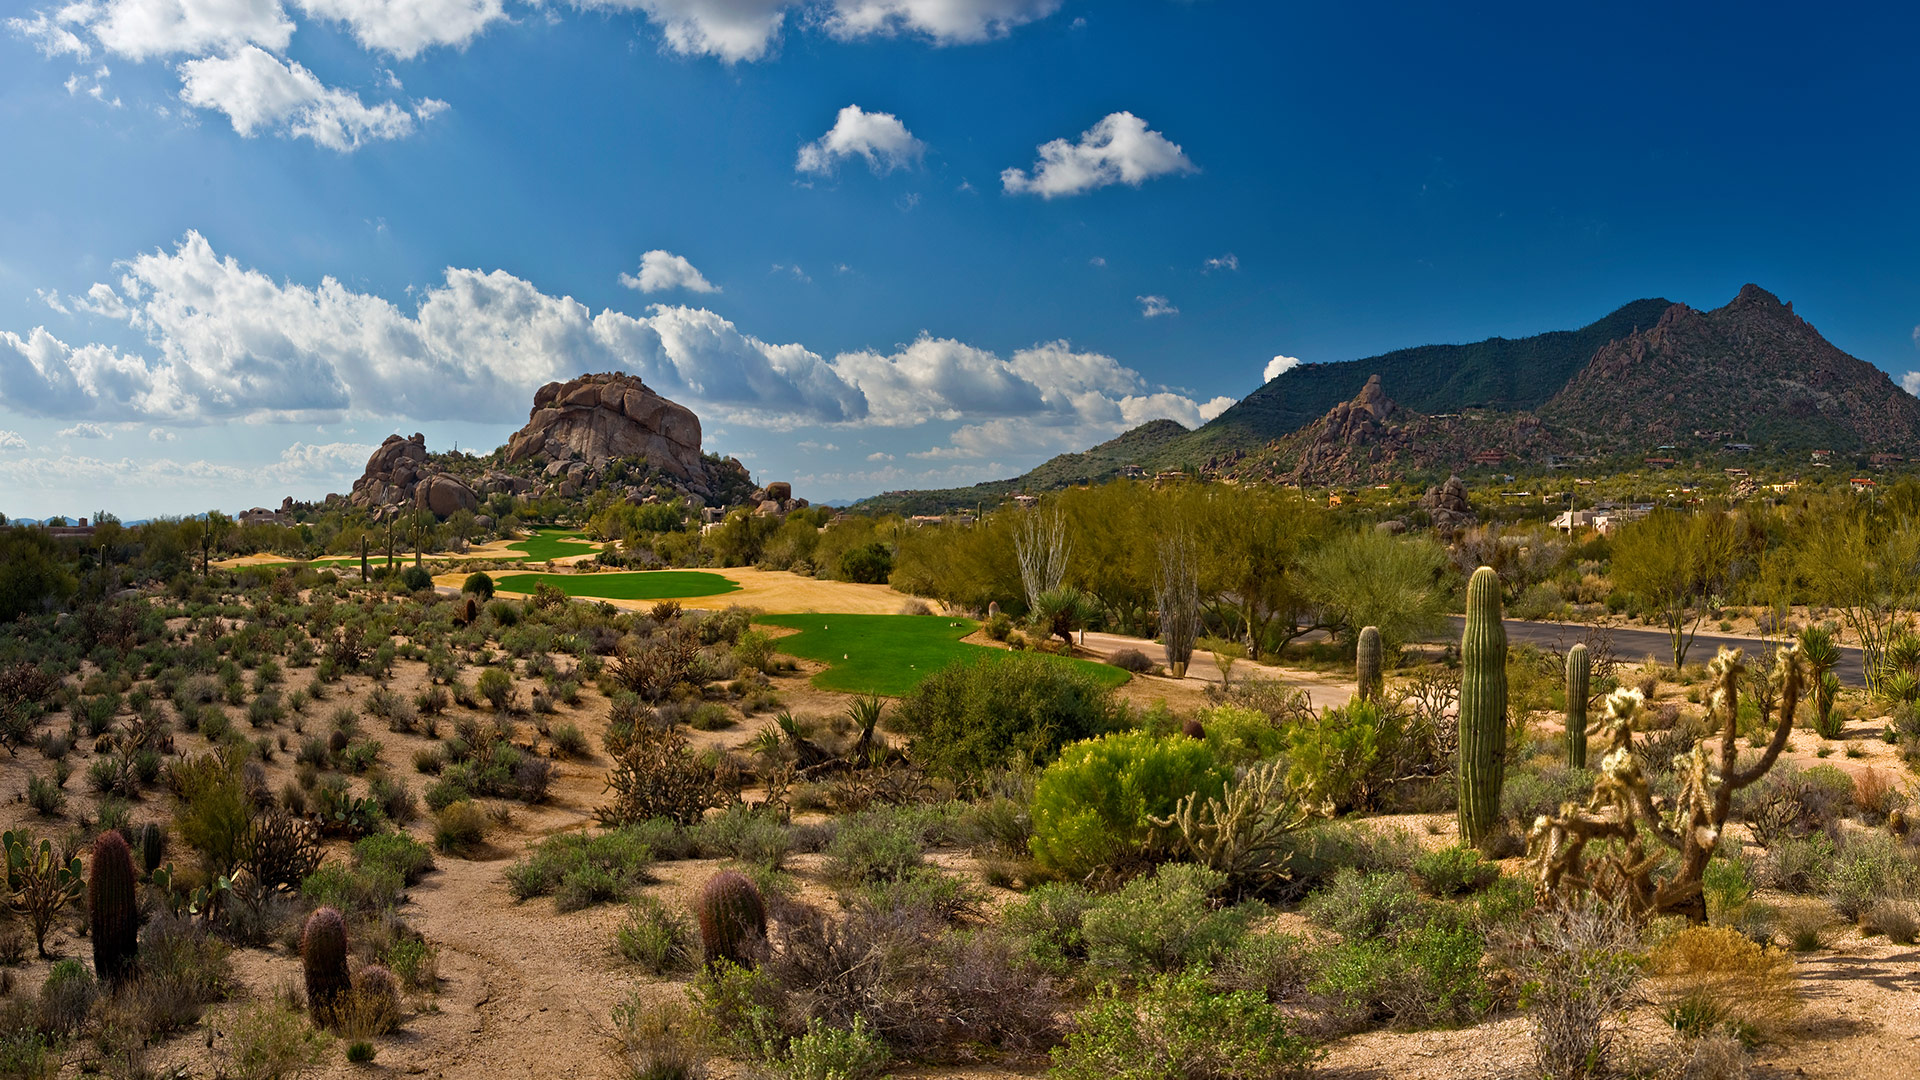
[856,285,1920,514]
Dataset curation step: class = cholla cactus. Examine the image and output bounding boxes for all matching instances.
[1151,761,1307,891]
[1529,644,1806,922]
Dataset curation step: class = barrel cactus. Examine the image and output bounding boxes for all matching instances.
[1565,643,1590,770]
[88,832,138,985]
[1356,625,1383,703]
[696,870,766,968]
[300,906,352,1021]
[1456,566,1508,848]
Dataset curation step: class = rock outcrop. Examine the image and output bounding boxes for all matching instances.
[505,373,704,480]
[749,482,809,517]
[347,433,479,518]
[1420,475,1476,533]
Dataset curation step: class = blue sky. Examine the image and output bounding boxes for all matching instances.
[3,0,1919,519]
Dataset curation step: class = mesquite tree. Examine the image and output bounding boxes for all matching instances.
[1529,644,1806,922]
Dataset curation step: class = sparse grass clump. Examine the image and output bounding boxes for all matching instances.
[506,829,655,910]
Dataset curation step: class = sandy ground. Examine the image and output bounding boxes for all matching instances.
[452,566,950,617]
[217,535,602,570]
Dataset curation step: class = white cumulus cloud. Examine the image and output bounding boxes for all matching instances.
[621,250,720,294]
[1903,371,1920,397]
[1204,253,1238,272]
[0,431,25,451]
[796,104,925,175]
[59,422,110,439]
[88,0,296,60]
[1002,111,1196,198]
[148,428,177,442]
[570,0,790,62]
[178,46,443,151]
[1264,354,1301,382]
[1138,295,1178,318]
[824,0,1061,44]
[292,0,506,58]
[6,232,1231,466]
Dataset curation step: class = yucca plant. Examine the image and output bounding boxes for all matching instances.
[1798,626,1841,737]
[1029,586,1099,651]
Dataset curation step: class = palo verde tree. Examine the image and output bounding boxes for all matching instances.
[1607,508,1740,668]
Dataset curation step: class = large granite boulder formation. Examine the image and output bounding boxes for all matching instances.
[1420,475,1476,533]
[348,433,479,519]
[505,373,704,480]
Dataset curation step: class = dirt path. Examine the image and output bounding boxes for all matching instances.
[1077,630,1356,710]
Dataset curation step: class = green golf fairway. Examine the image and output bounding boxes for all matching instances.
[508,529,602,561]
[494,570,740,601]
[756,613,1131,696]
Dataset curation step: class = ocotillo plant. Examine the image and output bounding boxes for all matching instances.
[89,832,138,985]
[301,906,352,1022]
[1356,625,1383,703]
[1565,644,1590,770]
[1457,566,1508,848]
[696,870,766,968]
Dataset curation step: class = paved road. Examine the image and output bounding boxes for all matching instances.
[1439,617,1867,686]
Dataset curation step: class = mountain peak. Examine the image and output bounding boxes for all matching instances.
[1730,282,1786,310]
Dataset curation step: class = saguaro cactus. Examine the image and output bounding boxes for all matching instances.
[1565,644,1590,769]
[696,870,766,968]
[1457,566,1508,847]
[89,832,138,985]
[1356,626,1383,703]
[301,906,352,1021]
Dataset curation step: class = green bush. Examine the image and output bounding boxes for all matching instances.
[823,817,924,886]
[780,1015,891,1080]
[1030,731,1230,879]
[615,896,697,974]
[891,652,1124,785]
[475,667,514,711]
[506,828,655,910]
[1309,920,1493,1032]
[1304,869,1432,943]
[353,832,435,885]
[1412,846,1500,897]
[1195,704,1285,765]
[399,566,434,592]
[300,863,405,917]
[1049,972,1318,1080]
[462,572,495,600]
[1081,863,1248,974]
[1283,700,1405,814]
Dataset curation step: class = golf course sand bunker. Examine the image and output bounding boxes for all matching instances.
[470,567,944,616]
[758,612,1130,696]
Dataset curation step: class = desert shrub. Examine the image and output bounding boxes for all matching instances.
[693,805,792,871]
[609,994,709,1080]
[1262,820,1421,901]
[1283,699,1407,813]
[780,1015,891,1080]
[1646,926,1798,1046]
[506,828,655,910]
[170,752,252,873]
[300,863,405,917]
[24,776,61,817]
[1049,972,1318,1080]
[1004,882,1097,968]
[1029,731,1229,879]
[1823,829,1919,922]
[890,652,1124,786]
[461,572,494,600]
[1308,919,1493,1032]
[223,1000,329,1080]
[1413,845,1500,897]
[1501,764,1596,827]
[548,722,589,759]
[38,960,95,1037]
[733,630,777,675]
[1193,703,1286,765]
[1759,830,1836,894]
[353,832,434,885]
[134,913,234,1035]
[1081,863,1248,974]
[476,667,515,711]
[597,723,720,827]
[616,896,697,974]
[1304,868,1431,943]
[432,800,491,856]
[824,816,924,887]
[1107,648,1153,674]
[399,566,434,592]
[1212,930,1317,1003]
[1866,898,1920,944]
[1495,900,1644,1080]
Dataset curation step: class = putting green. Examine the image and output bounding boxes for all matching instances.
[494,570,740,601]
[756,613,1130,697]
[508,529,602,561]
